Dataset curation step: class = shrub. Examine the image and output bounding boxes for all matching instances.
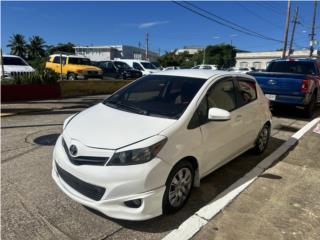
[1,68,59,85]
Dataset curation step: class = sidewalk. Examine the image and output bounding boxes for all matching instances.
[1,94,107,117]
[194,127,320,240]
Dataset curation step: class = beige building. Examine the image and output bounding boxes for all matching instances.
[236,50,319,70]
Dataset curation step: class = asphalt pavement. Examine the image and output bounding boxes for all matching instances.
[1,95,319,240]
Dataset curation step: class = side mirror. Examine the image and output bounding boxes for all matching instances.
[208,107,231,121]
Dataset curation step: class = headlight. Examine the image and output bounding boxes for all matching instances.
[107,138,167,166]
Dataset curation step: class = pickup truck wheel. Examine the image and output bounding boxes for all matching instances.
[67,73,76,81]
[253,124,270,154]
[304,93,316,118]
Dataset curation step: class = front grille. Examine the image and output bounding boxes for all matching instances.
[11,71,32,77]
[62,138,109,166]
[56,163,106,201]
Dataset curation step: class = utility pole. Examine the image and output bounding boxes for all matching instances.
[282,0,291,58]
[0,49,4,81]
[202,46,206,64]
[158,48,161,56]
[309,0,317,57]
[145,32,149,61]
[288,7,299,57]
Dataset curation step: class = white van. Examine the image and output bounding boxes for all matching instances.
[115,59,159,75]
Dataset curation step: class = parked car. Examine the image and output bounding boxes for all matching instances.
[163,66,180,71]
[249,58,320,117]
[45,54,103,80]
[92,60,142,79]
[52,69,271,220]
[229,67,256,73]
[192,64,217,70]
[0,55,35,80]
[115,59,160,75]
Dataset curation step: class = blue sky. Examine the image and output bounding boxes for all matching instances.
[1,1,319,54]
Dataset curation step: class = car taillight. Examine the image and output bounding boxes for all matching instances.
[301,79,310,93]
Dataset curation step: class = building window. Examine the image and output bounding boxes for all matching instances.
[240,62,248,68]
[253,62,262,69]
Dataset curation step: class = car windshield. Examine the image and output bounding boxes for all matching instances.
[68,57,91,65]
[114,61,131,69]
[267,61,316,75]
[3,57,27,66]
[103,75,206,119]
[141,62,156,69]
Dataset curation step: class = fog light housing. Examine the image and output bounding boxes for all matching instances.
[124,199,142,208]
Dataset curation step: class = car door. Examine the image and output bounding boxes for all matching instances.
[197,77,248,176]
[234,76,261,147]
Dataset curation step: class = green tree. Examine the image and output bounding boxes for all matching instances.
[47,42,75,55]
[204,44,236,69]
[7,34,27,58]
[27,35,46,59]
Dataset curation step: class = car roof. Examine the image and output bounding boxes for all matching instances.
[271,58,319,63]
[152,69,240,79]
[49,54,88,58]
[3,54,23,58]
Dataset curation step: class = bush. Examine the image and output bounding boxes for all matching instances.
[1,68,59,85]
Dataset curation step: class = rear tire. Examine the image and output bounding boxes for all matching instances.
[304,93,316,118]
[253,124,270,154]
[67,73,77,81]
[163,161,194,214]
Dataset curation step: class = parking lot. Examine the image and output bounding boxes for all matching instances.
[1,95,319,240]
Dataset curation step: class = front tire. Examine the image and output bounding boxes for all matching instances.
[253,124,270,154]
[163,161,194,214]
[67,73,77,81]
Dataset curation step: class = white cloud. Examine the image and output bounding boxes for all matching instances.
[138,21,169,29]
[213,36,220,39]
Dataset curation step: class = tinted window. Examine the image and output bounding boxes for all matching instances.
[141,62,156,69]
[207,79,236,112]
[114,61,130,69]
[68,57,91,65]
[236,78,257,107]
[3,57,27,66]
[53,57,60,64]
[202,66,212,70]
[104,75,206,119]
[267,61,316,75]
[193,66,200,69]
[133,62,143,71]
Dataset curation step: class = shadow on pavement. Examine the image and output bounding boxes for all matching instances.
[85,136,286,233]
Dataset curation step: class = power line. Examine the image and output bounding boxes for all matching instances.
[237,2,284,30]
[173,1,283,43]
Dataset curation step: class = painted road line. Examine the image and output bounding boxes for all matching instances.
[162,117,320,240]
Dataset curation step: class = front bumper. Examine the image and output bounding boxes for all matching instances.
[52,136,170,220]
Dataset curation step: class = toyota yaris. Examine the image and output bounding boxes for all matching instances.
[52,70,272,220]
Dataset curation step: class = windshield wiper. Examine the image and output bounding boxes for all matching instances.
[104,100,148,115]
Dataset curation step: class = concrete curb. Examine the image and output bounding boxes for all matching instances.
[162,117,320,240]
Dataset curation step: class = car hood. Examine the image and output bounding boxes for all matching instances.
[3,65,35,72]
[64,103,176,150]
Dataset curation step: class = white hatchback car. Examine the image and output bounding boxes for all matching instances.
[52,70,271,220]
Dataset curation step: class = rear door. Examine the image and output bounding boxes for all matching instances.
[234,76,261,146]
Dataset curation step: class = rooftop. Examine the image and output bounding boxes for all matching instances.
[153,69,239,79]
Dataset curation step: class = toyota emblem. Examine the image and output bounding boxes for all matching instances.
[69,145,78,156]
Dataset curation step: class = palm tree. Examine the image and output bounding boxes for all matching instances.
[27,35,46,59]
[7,34,27,58]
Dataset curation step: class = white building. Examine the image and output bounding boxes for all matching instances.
[74,45,159,62]
[175,46,203,55]
[236,50,319,70]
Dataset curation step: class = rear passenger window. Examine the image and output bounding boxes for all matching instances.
[236,78,257,107]
[53,57,60,64]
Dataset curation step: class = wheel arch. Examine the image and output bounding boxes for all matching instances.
[171,156,200,187]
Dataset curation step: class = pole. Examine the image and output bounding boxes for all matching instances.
[309,0,317,57]
[282,0,291,58]
[60,53,63,81]
[202,46,206,64]
[1,49,4,80]
[145,32,149,61]
[288,7,299,56]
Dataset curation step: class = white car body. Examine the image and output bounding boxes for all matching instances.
[192,64,218,70]
[0,55,35,79]
[52,70,271,220]
[115,59,159,75]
